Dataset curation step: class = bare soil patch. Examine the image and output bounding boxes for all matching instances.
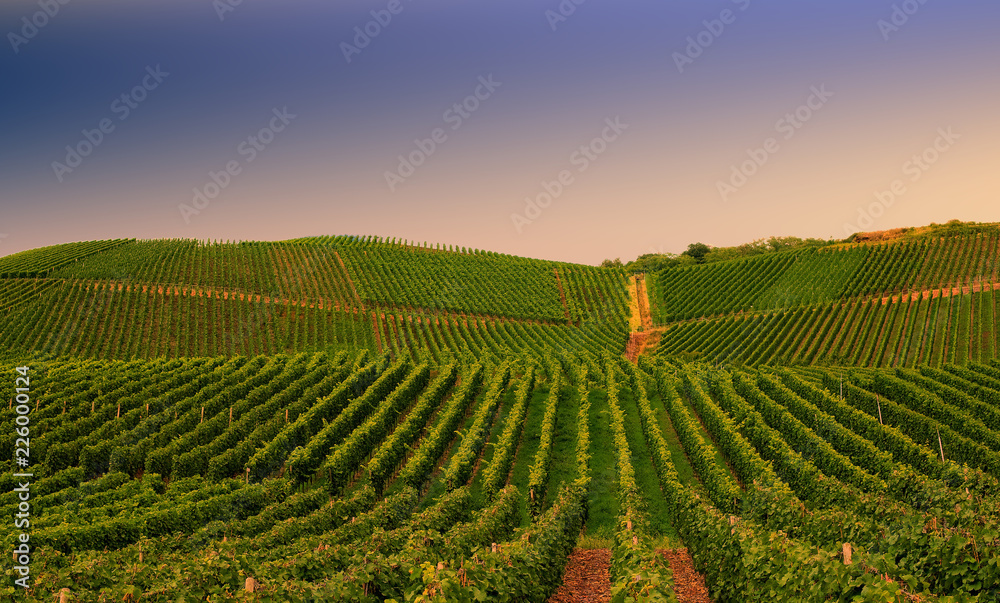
[548,548,611,603]
[659,548,713,603]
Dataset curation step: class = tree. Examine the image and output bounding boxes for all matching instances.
[600,258,624,268]
[682,242,711,264]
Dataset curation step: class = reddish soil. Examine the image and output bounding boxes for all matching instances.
[635,275,653,331]
[101,280,342,311]
[880,281,1000,305]
[659,549,713,603]
[75,278,564,335]
[548,548,611,603]
[547,548,714,603]
[626,329,665,363]
[371,311,383,352]
[624,274,661,363]
[333,251,364,305]
[638,329,663,356]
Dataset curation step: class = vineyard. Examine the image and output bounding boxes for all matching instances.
[3,227,1000,601]
[651,233,1000,367]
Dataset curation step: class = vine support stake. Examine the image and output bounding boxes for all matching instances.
[842,543,852,565]
[937,428,946,462]
[877,396,883,425]
[201,406,204,423]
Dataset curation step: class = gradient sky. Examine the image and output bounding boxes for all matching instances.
[1,0,998,265]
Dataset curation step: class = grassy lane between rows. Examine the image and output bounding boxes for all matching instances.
[506,385,549,528]
[467,378,520,508]
[678,385,743,488]
[405,379,493,511]
[618,384,679,542]
[644,385,708,499]
[585,387,618,542]
[541,380,579,513]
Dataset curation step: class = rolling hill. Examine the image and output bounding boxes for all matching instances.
[3,226,1000,602]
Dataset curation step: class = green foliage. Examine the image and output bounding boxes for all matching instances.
[7,226,1000,601]
[481,367,536,501]
[398,364,485,489]
[526,371,563,516]
[442,362,512,491]
[682,242,711,264]
[0,239,132,278]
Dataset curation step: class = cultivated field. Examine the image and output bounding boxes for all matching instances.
[3,231,1000,601]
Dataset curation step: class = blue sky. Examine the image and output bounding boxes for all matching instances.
[1,0,998,264]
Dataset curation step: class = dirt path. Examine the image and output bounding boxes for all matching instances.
[638,328,664,356]
[334,251,364,306]
[880,280,1000,305]
[96,280,344,311]
[547,547,714,602]
[627,276,642,332]
[371,311,383,352]
[553,268,572,321]
[660,549,713,602]
[624,274,660,362]
[624,328,665,362]
[68,278,567,335]
[625,332,648,363]
[635,274,653,331]
[548,548,611,603]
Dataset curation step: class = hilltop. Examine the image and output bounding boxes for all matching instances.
[618,219,1000,272]
[3,222,1000,601]
[1,221,998,369]
[0,236,628,371]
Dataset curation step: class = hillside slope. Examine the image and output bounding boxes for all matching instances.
[2,226,998,369]
[648,231,1000,367]
[0,237,628,366]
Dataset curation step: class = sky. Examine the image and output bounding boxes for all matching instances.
[0,0,997,265]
